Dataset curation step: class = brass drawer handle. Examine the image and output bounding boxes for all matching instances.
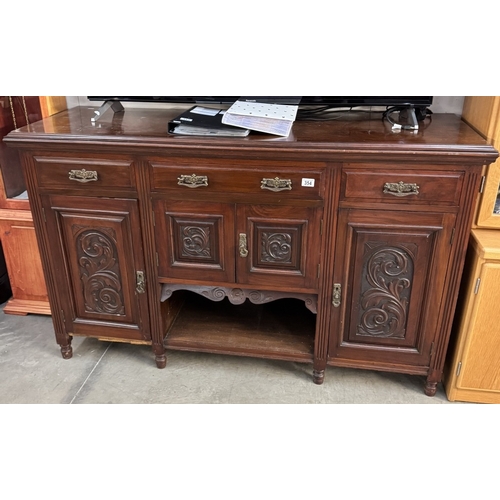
[239,233,249,258]
[177,174,209,188]
[68,169,98,183]
[383,181,420,197]
[261,177,292,192]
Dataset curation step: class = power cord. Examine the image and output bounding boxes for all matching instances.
[383,106,433,130]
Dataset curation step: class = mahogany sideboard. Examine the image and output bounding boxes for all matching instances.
[4,106,498,396]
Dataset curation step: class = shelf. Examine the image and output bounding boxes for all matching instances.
[164,293,315,362]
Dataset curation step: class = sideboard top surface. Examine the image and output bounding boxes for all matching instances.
[4,106,498,163]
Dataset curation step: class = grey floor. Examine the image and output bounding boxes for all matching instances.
[0,300,460,404]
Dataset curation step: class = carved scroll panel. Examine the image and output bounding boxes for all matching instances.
[172,218,220,265]
[75,227,126,316]
[356,242,415,339]
[343,221,438,351]
[154,200,235,283]
[257,227,300,270]
[56,207,138,325]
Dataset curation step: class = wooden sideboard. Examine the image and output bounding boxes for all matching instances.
[4,106,497,395]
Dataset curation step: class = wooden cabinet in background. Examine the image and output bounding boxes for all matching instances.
[0,240,11,304]
[4,107,497,395]
[462,96,500,229]
[0,96,67,315]
[444,230,500,403]
[442,96,500,402]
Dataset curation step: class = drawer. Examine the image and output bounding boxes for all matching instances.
[33,156,136,191]
[341,167,464,205]
[150,158,326,200]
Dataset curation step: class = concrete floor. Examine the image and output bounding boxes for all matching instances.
[0,300,459,404]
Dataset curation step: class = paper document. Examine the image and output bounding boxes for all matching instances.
[222,100,298,137]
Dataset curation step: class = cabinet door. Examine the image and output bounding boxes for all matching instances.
[476,160,500,228]
[41,195,150,342]
[154,199,235,283]
[0,214,49,311]
[455,261,500,394]
[328,209,456,366]
[236,204,323,290]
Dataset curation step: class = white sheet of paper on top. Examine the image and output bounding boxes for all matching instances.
[190,106,221,117]
[221,100,298,137]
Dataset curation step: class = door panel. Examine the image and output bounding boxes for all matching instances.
[236,205,322,290]
[42,195,150,341]
[458,262,500,391]
[154,199,235,283]
[329,209,456,366]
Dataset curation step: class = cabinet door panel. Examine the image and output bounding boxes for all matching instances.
[458,262,500,392]
[0,217,48,302]
[42,195,150,341]
[329,209,456,366]
[236,205,322,290]
[154,199,235,283]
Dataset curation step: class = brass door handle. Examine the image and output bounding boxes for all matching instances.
[177,174,209,188]
[68,169,98,183]
[239,233,249,257]
[136,271,146,294]
[332,284,341,307]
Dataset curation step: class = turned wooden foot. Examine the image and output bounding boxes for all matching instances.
[155,354,167,369]
[425,369,440,396]
[153,343,167,368]
[424,380,438,397]
[313,369,325,385]
[60,344,73,359]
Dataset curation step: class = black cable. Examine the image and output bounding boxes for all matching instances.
[382,106,433,130]
[297,106,385,121]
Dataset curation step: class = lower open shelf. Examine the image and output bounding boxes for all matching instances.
[164,292,316,362]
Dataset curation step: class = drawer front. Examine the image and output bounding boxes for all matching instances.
[341,167,464,205]
[33,156,136,191]
[150,158,326,200]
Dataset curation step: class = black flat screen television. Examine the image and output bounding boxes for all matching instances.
[87,96,433,108]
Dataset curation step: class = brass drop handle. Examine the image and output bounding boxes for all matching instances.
[177,174,209,188]
[136,271,146,294]
[383,181,420,197]
[68,169,98,183]
[239,233,249,258]
[261,177,292,192]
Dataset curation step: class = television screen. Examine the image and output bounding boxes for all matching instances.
[87,96,433,108]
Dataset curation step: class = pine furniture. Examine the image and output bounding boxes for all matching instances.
[444,96,500,402]
[0,96,67,315]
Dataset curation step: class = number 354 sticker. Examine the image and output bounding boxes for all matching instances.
[301,178,315,187]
